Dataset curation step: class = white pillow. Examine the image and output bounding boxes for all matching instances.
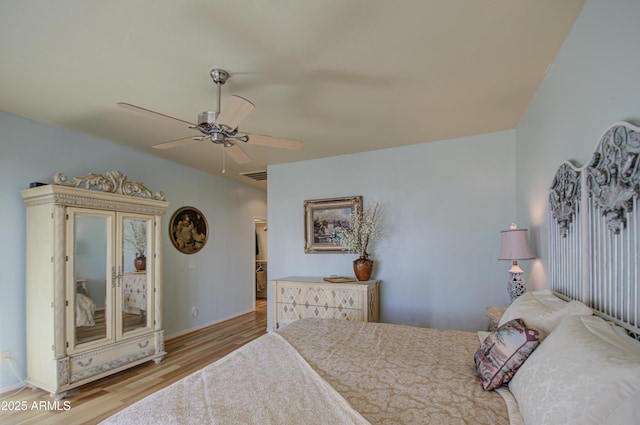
[509,315,640,425]
[499,290,592,339]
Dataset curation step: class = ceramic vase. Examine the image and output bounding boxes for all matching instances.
[353,255,373,281]
[134,253,146,272]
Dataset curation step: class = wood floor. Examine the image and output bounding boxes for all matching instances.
[0,299,267,425]
[76,310,146,345]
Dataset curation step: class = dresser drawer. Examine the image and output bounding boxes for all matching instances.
[68,333,158,383]
[332,288,362,309]
[276,285,360,308]
[277,285,332,307]
[275,302,364,325]
[332,307,365,321]
[276,303,333,322]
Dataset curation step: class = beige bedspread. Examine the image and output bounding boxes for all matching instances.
[102,319,509,424]
[75,293,95,327]
[278,319,509,425]
[100,329,370,425]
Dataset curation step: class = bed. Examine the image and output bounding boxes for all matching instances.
[101,121,640,425]
[75,293,96,327]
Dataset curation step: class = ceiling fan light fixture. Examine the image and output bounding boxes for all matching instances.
[210,132,226,145]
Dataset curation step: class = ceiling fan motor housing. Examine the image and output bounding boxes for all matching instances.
[198,111,218,126]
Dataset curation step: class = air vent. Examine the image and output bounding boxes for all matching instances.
[240,170,267,181]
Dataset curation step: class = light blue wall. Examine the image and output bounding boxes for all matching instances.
[75,215,109,309]
[268,130,517,332]
[0,111,266,391]
[516,0,640,289]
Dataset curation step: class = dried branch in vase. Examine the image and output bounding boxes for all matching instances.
[337,202,383,258]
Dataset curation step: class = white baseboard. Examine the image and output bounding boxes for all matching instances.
[0,381,25,396]
[164,309,255,340]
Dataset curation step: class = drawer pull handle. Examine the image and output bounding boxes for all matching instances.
[138,341,150,349]
[77,358,93,367]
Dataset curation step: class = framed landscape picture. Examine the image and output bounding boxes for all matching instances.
[304,196,362,253]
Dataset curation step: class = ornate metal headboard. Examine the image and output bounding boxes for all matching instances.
[549,121,640,338]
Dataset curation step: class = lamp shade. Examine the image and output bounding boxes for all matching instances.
[499,228,535,261]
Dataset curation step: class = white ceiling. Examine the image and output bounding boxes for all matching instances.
[0,0,584,189]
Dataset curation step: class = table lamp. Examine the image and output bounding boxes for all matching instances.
[499,223,535,301]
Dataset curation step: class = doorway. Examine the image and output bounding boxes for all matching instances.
[254,219,268,299]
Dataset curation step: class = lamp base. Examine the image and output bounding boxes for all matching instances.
[508,271,527,301]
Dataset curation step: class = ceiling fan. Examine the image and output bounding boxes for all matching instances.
[117,68,302,166]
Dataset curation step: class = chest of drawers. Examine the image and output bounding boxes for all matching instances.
[271,276,379,329]
[122,272,148,312]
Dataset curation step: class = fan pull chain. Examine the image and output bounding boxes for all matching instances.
[222,148,226,173]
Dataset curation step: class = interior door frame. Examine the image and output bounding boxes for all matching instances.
[253,216,268,307]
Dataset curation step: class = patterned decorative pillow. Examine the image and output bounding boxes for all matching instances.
[474,319,540,390]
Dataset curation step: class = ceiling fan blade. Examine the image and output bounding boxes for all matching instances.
[245,133,303,150]
[152,137,197,149]
[224,143,251,164]
[216,95,255,131]
[117,102,195,126]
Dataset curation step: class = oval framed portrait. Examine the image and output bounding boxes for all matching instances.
[169,206,209,254]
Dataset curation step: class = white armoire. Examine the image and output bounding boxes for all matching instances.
[21,171,169,398]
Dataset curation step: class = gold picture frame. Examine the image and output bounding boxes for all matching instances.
[304,196,362,253]
[169,206,208,254]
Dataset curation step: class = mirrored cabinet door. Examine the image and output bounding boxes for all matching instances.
[119,215,153,336]
[67,208,115,350]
